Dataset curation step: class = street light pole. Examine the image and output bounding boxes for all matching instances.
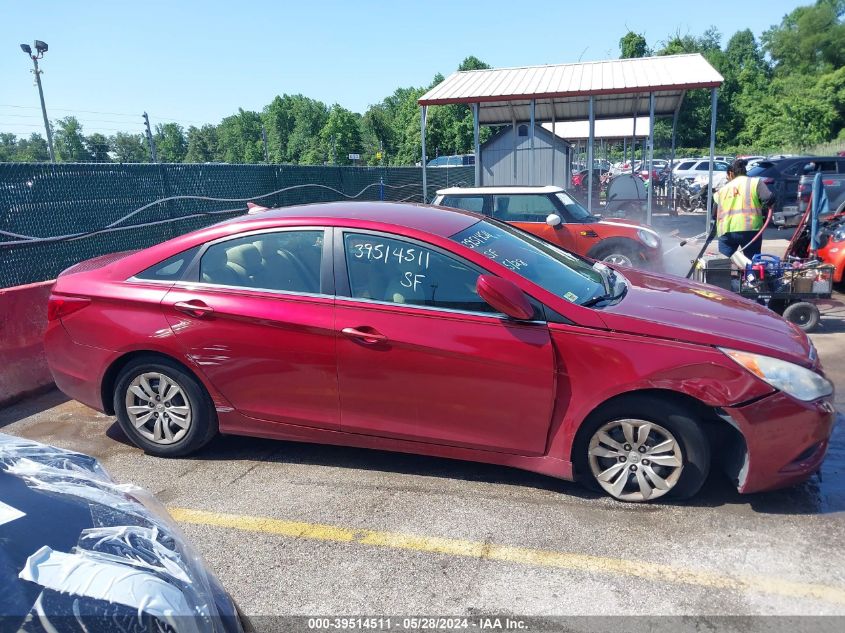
[20,41,55,163]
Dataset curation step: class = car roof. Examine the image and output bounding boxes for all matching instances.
[436,185,564,195]
[219,201,480,238]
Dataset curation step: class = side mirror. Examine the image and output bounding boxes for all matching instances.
[476,275,534,320]
[545,214,562,227]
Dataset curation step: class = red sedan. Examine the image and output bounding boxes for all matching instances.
[45,202,835,502]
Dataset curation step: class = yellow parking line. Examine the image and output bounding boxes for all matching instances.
[170,507,845,606]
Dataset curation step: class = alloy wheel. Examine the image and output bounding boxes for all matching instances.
[124,372,192,445]
[602,253,633,267]
[587,419,684,501]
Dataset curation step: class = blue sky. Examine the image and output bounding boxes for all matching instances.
[1,0,803,138]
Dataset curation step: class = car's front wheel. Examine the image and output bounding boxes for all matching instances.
[114,357,217,456]
[577,396,710,502]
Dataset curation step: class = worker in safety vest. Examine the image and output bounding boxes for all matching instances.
[714,159,772,258]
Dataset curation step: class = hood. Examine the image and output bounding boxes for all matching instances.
[598,269,814,366]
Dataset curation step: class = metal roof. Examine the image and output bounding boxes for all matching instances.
[418,54,722,124]
[543,117,651,141]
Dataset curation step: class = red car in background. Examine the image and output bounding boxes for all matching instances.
[433,186,663,269]
[45,202,834,503]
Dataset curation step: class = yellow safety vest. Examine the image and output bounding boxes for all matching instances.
[716,176,764,236]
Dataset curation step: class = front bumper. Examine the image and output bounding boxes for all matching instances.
[723,391,836,494]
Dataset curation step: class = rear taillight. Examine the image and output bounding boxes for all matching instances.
[47,295,90,322]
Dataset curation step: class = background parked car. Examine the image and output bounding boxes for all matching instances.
[434,185,662,268]
[672,159,730,182]
[748,156,845,226]
[0,434,244,632]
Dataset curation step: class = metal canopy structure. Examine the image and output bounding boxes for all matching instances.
[418,53,724,225]
[543,117,651,141]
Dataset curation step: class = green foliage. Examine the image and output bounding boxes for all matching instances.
[54,117,90,162]
[619,32,649,58]
[320,105,362,165]
[15,133,50,162]
[185,125,219,163]
[112,132,148,162]
[84,133,111,162]
[217,109,264,163]
[154,123,188,163]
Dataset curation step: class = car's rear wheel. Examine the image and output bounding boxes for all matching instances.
[577,396,710,502]
[114,357,217,456]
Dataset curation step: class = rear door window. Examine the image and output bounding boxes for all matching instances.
[676,161,695,171]
[199,230,323,293]
[492,194,558,222]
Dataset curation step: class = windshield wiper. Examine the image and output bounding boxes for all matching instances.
[582,278,627,307]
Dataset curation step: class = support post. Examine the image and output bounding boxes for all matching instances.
[512,115,517,181]
[143,112,157,163]
[420,105,427,202]
[529,99,536,186]
[706,88,718,235]
[472,102,481,186]
[669,98,681,213]
[647,92,655,225]
[551,101,556,186]
[587,96,595,213]
[29,56,55,163]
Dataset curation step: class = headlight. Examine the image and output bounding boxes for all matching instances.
[637,229,660,249]
[833,227,845,243]
[720,348,833,402]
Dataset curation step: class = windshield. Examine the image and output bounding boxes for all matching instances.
[555,192,595,221]
[450,219,606,306]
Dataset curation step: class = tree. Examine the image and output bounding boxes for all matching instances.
[762,0,845,75]
[320,105,362,165]
[0,133,16,162]
[15,133,50,162]
[217,109,264,163]
[154,123,188,162]
[619,32,649,58]
[54,117,91,162]
[185,125,219,163]
[112,132,149,162]
[458,56,491,72]
[85,133,112,162]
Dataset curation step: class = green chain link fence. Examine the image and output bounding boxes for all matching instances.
[0,163,474,288]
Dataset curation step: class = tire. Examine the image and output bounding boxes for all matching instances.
[593,242,642,268]
[574,395,710,502]
[113,356,218,457]
[782,301,820,332]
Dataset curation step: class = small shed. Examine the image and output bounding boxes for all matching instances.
[480,124,571,187]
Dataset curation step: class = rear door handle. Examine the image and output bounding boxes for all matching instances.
[174,300,214,318]
[341,327,387,345]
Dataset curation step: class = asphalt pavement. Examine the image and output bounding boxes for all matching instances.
[1,215,844,625]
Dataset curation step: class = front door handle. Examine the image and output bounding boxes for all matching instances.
[341,327,387,345]
[174,300,214,318]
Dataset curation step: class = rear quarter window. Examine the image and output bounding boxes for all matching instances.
[134,247,200,282]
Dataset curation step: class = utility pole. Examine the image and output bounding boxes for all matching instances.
[142,112,157,162]
[261,125,269,163]
[19,41,55,163]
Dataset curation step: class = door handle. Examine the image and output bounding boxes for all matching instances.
[341,327,387,345]
[174,300,214,318]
